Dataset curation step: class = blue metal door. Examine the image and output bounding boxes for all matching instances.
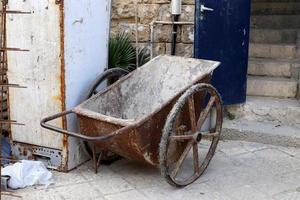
[194,0,251,105]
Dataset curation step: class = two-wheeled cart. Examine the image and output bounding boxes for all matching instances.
[41,55,223,187]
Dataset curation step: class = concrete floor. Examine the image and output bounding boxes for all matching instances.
[2,140,300,200]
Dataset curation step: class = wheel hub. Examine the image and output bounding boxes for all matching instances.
[196,132,202,142]
[193,131,202,142]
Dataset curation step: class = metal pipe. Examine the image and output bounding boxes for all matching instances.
[150,22,155,59]
[154,21,194,25]
[171,15,180,55]
[40,110,136,141]
[134,0,139,68]
[171,0,182,15]
[149,20,194,59]
[170,0,182,55]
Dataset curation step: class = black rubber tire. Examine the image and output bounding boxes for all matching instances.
[85,68,129,99]
[159,83,223,187]
[82,68,129,159]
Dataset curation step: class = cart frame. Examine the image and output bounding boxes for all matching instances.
[41,55,223,187]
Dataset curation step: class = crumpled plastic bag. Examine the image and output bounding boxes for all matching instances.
[2,160,54,189]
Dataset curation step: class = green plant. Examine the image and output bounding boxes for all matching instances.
[137,46,150,67]
[108,33,150,71]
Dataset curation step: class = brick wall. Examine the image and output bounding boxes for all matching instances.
[111,0,195,57]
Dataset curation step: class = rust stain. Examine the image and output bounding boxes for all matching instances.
[52,95,62,102]
[58,0,68,171]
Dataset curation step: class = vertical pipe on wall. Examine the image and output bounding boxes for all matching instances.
[171,0,182,55]
[171,15,179,55]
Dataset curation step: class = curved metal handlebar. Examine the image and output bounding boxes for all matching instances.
[40,110,122,141]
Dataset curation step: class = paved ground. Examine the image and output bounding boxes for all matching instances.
[3,140,300,200]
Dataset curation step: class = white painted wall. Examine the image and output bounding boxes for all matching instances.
[64,0,110,109]
[64,0,111,169]
[7,0,64,149]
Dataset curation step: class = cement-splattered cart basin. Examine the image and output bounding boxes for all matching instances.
[75,55,219,125]
[41,55,223,187]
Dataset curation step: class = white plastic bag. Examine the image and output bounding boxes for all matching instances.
[2,160,54,189]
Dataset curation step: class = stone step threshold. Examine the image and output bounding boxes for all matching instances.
[249,43,296,59]
[222,119,300,148]
[248,58,298,78]
[247,76,298,98]
[226,96,300,125]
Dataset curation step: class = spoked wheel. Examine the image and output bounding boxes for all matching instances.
[83,68,129,161]
[159,83,223,187]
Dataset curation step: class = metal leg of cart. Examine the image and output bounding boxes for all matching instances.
[92,144,107,174]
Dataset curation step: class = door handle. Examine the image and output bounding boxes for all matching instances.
[200,5,214,12]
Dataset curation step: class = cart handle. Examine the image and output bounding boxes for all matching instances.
[40,110,124,141]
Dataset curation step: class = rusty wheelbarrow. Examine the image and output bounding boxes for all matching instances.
[41,55,223,187]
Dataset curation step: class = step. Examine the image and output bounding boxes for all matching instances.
[250,29,297,44]
[252,2,300,15]
[222,119,300,147]
[226,96,300,126]
[247,76,298,98]
[249,43,296,59]
[251,15,300,29]
[248,58,294,77]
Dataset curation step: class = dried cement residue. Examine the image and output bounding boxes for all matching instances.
[77,55,220,121]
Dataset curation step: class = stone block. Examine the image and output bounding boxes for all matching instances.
[138,4,160,24]
[112,0,135,19]
[141,0,194,5]
[152,42,167,56]
[153,24,181,43]
[157,4,172,21]
[166,43,193,57]
[138,42,166,57]
[142,0,170,3]
[182,0,195,5]
[181,25,194,43]
[180,5,195,21]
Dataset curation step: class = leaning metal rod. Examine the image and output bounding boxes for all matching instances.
[1,10,31,14]
[0,83,26,88]
[0,47,30,51]
[0,0,6,189]
[149,20,194,59]
[0,0,6,143]
[134,0,139,68]
[0,121,25,126]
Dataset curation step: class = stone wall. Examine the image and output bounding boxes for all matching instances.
[111,0,195,57]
